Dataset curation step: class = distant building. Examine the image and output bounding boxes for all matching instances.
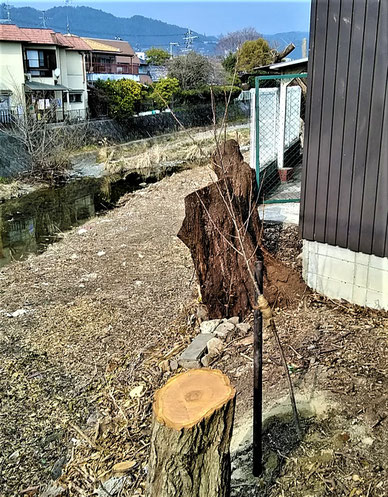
[0,24,90,122]
[83,38,141,82]
[136,51,153,85]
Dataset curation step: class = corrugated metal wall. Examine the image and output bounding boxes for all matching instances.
[300,0,388,258]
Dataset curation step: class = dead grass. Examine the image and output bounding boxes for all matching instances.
[0,168,387,497]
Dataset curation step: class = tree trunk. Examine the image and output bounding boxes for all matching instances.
[178,139,262,319]
[146,369,236,497]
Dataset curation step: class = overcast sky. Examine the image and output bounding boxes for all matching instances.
[10,1,311,35]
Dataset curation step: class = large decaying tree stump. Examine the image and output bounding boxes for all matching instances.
[178,139,262,319]
[146,369,236,497]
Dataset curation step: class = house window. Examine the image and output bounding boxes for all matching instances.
[25,49,57,77]
[69,93,82,103]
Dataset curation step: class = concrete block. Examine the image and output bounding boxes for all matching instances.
[367,267,388,293]
[354,263,368,288]
[306,271,317,289]
[365,290,388,311]
[355,251,370,266]
[308,252,319,275]
[316,275,353,302]
[352,286,367,307]
[178,334,213,368]
[317,257,354,283]
[200,319,222,334]
[369,255,388,272]
[316,243,355,263]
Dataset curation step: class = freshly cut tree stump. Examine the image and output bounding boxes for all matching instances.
[146,369,236,497]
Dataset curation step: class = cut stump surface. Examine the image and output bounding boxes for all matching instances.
[154,368,235,430]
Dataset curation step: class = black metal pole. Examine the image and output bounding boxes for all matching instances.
[253,259,263,477]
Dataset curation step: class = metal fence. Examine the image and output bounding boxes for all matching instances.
[252,73,307,203]
[0,106,88,126]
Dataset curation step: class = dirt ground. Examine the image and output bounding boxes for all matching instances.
[0,163,387,497]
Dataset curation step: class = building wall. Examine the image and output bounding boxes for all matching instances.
[300,0,388,259]
[0,41,25,106]
[301,0,388,310]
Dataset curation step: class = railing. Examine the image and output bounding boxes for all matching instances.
[86,62,139,75]
[0,107,88,126]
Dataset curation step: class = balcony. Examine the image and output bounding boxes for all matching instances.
[86,62,139,76]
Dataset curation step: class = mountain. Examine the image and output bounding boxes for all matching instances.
[265,32,309,60]
[2,5,218,54]
[2,4,308,58]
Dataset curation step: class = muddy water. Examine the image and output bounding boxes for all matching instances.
[0,164,182,269]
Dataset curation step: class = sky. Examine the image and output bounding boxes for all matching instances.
[9,1,311,36]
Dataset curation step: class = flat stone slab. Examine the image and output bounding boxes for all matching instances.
[178,334,213,369]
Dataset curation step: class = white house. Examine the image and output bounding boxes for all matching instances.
[0,24,91,122]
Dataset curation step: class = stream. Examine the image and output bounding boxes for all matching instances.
[0,163,183,269]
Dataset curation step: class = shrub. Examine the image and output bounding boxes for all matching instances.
[150,77,180,109]
[175,85,241,106]
[93,79,147,119]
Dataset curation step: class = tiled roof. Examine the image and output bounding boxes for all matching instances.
[0,24,91,50]
[0,24,31,42]
[60,34,92,51]
[82,38,120,53]
[82,38,141,64]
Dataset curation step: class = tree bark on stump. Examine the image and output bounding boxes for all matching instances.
[146,369,236,497]
[178,139,262,319]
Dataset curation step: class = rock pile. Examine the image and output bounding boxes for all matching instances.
[178,317,252,369]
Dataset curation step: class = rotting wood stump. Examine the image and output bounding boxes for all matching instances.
[146,369,236,497]
[178,139,306,317]
[178,139,262,319]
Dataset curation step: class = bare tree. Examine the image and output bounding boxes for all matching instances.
[0,87,88,183]
[216,27,262,54]
[167,52,214,90]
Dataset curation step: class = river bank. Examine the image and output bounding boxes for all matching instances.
[0,125,250,269]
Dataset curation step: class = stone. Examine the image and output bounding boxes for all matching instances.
[97,477,126,497]
[178,334,213,368]
[207,337,224,356]
[200,319,222,334]
[169,359,178,371]
[236,323,251,333]
[159,360,170,373]
[228,316,240,325]
[51,456,66,480]
[214,322,235,342]
[201,354,214,367]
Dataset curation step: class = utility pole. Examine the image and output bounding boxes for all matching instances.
[64,0,72,34]
[169,42,179,58]
[183,28,198,52]
[302,38,307,58]
[0,2,11,24]
[40,10,50,28]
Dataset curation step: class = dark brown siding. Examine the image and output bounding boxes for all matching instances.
[300,0,388,258]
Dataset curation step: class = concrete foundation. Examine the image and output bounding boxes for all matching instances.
[303,240,388,311]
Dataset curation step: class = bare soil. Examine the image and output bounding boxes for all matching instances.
[0,165,387,497]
